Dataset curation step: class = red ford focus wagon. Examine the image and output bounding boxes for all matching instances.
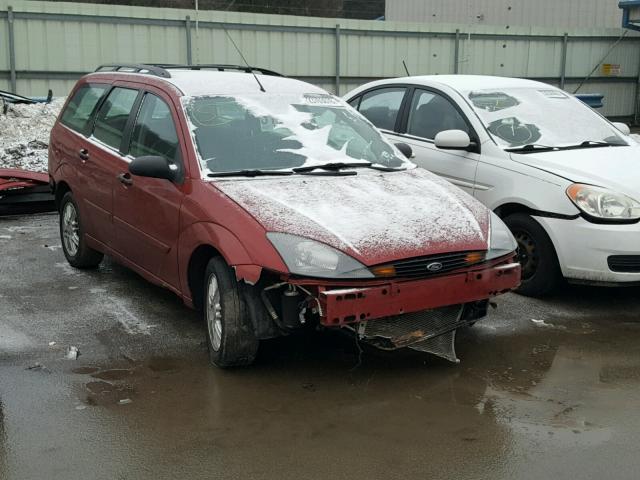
[49,64,520,367]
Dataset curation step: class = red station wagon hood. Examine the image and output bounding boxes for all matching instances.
[214,168,490,266]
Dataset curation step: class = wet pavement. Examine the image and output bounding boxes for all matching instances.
[2,213,640,479]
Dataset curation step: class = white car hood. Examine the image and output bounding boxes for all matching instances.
[215,168,490,266]
[511,144,640,198]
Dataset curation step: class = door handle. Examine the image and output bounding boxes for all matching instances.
[117,172,133,186]
[78,148,89,161]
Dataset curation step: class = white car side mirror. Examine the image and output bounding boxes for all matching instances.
[612,122,631,136]
[434,129,475,151]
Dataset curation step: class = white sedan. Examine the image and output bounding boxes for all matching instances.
[345,75,640,296]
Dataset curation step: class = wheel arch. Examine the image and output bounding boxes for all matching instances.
[187,244,223,311]
[493,202,537,219]
[54,180,72,210]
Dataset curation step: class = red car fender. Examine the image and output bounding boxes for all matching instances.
[177,222,288,303]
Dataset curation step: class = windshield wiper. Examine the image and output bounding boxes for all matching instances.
[505,144,559,153]
[293,162,405,173]
[207,169,294,178]
[565,140,625,149]
[293,162,372,173]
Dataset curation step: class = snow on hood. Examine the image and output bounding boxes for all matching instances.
[511,144,640,199]
[0,98,65,172]
[215,168,490,265]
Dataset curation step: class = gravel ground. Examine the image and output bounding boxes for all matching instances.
[2,213,640,480]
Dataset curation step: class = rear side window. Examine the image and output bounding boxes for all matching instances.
[60,85,108,135]
[358,87,406,131]
[93,87,139,151]
[129,93,179,162]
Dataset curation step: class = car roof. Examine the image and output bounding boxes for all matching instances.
[85,69,327,97]
[353,75,550,93]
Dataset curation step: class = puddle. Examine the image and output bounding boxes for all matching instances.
[72,366,100,375]
[147,356,180,373]
[91,369,133,381]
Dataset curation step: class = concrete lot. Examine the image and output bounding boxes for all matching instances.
[1,213,640,480]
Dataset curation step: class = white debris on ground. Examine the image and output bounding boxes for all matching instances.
[65,345,79,360]
[0,98,65,172]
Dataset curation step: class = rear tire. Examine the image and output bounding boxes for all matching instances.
[204,256,259,367]
[59,192,103,269]
[503,213,562,297]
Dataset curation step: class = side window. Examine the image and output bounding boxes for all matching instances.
[92,87,139,151]
[348,96,361,109]
[357,87,406,131]
[406,89,470,140]
[60,85,108,135]
[129,93,179,162]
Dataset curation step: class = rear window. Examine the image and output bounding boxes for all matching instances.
[92,87,139,151]
[60,84,108,135]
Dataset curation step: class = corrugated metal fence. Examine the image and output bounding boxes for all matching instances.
[1,0,639,118]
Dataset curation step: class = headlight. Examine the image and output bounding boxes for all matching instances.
[487,211,517,260]
[267,232,374,279]
[567,184,640,221]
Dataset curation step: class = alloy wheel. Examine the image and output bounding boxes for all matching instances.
[62,202,80,257]
[513,229,538,281]
[206,274,223,351]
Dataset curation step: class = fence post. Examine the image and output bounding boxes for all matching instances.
[185,15,193,65]
[560,32,568,90]
[335,23,341,95]
[635,46,640,124]
[454,28,460,74]
[7,6,17,93]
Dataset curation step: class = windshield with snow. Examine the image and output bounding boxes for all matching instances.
[464,88,628,149]
[182,93,409,175]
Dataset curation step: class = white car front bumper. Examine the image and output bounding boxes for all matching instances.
[536,215,640,284]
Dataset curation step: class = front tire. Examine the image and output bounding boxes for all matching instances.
[59,192,103,269]
[204,257,259,367]
[503,213,562,297]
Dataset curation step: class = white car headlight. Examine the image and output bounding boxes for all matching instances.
[566,184,640,221]
[267,232,374,279]
[487,211,518,260]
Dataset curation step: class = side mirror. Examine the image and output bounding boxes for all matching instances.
[612,122,631,136]
[434,129,477,152]
[129,155,176,181]
[395,142,414,159]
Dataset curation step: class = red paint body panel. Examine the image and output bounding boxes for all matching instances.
[318,259,521,326]
[0,169,49,189]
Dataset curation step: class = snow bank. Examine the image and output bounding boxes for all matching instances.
[0,98,65,172]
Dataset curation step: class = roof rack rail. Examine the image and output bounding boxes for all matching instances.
[152,64,284,77]
[94,64,172,78]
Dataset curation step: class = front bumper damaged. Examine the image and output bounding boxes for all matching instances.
[315,260,521,362]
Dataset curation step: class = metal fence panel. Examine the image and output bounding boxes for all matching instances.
[1,0,639,118]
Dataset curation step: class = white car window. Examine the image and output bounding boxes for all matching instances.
[357,87,406,131]
[464,87,627,148]
[407,89,470,140]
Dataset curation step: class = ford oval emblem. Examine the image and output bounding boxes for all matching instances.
[426,262,443,272]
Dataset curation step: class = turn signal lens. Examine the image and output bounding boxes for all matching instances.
[371,265,396,277]
[465,252,485,264]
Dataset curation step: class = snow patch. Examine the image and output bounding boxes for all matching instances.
[111,299,156,336]
[0,98,65,172]
[217,168,489,262]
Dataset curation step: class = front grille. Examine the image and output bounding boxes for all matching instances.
[608,255,640,273]
[386,251,486,279]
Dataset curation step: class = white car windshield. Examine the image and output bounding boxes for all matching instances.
[182,93,410,175]
[463,87,628,149]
